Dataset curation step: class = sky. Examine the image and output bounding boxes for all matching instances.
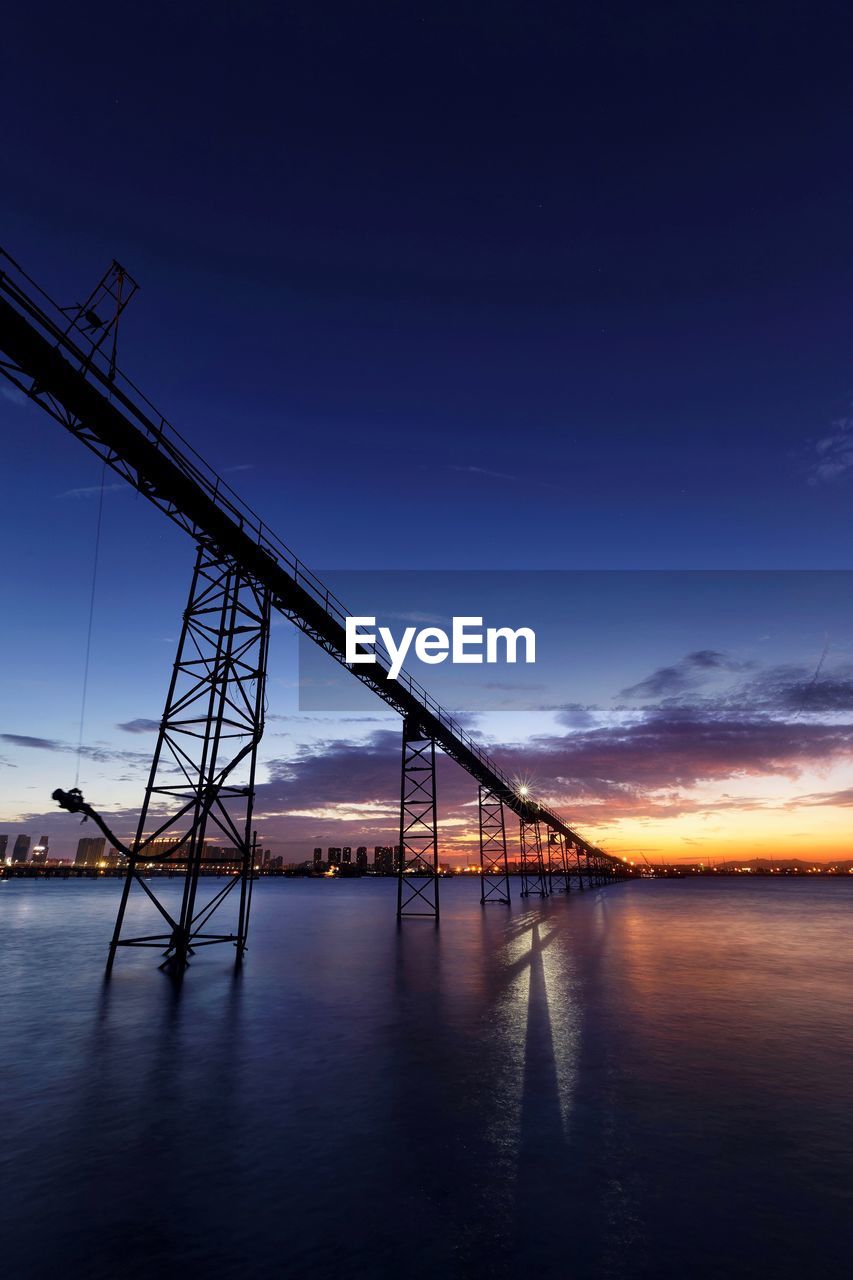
[3,2,853,863]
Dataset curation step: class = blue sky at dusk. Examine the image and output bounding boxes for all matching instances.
[3,3,853,862]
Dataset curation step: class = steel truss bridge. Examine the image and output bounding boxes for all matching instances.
[0,251,630,975]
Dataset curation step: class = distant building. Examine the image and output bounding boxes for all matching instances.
[75,836,106,867]
[270,855,284,870]
[201,844,240,866]
[356,846,368,871]
[138,837,184,863]
[313,847,323,867]
[31,835,50,865]
[373,846,393,874]
[342,846,352,865]
[0,835,8,865]
[328,847,341,868]
[12,835,30,864]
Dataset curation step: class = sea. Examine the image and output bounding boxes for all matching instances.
[1,875,851,1279]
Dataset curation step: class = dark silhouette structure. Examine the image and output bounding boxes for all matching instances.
[0,250,630,972]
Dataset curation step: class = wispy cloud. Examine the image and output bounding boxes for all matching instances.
[116,718,160,734]
[0,732,148,765]
[555,702,600,729]
[252,651,853,828]
[1,733,62,751]
[446,463,561,490]
[385,610,447,625]
[808,410,853,483]
[620,650,745,700]
[788,786,853,808]
[1,386,26,406]
[59,483,127,500]
[449,464,517,482]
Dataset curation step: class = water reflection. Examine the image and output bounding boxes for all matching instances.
[2,877,852,1279]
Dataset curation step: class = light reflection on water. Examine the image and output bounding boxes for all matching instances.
[1,876,851,1279]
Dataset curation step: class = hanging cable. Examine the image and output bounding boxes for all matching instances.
[74,462,107,787]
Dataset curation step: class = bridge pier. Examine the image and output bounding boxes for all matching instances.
[547,830,572,894]
[397,718,440,920]
[519,816,548,898]
[572,840,585,890]
[107,542,270,975]
[478,786,511,905]
[0,251,629,964]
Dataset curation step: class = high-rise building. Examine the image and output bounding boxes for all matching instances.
[0,835,8,864]
[342,846,352,865]
[373,846,393,874]
[12,835,30,864]
[31,835,50,865]
[313,847,323,867]
[356,846,368,871]
[327,847,341,867]
[75,836,106,867]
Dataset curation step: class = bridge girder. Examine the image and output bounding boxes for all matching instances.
[0,251,624,874]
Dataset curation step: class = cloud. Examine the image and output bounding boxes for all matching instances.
[209,652,853,836]
[448,464,517,482]
[555,703,600,729]
[787,786,853,808]
[447,464,560,491]
[59,483,127,499]
[252,728,479,826]
[117,718,160,734]
[808,413,853,483]
[1,733,62,751]
[561,712,853,786]
[385,610,447,625]
[482,680,547,692]
[620,650,743,700]
[0,732,149,766]
[1,386,26,406]
[260,692,853,831]
[754,667,853,716]
[11,681,853,856]
[10,646,853,854]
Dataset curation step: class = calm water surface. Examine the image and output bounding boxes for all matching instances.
[1,877,851,1279]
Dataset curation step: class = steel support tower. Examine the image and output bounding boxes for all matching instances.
[397,718,440,920]
[519,816,548,898]
[107,541,271,973]
[547,829,572,894]
[570,839,586,890]
[478,785,511,905]
[0,248,630,969]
